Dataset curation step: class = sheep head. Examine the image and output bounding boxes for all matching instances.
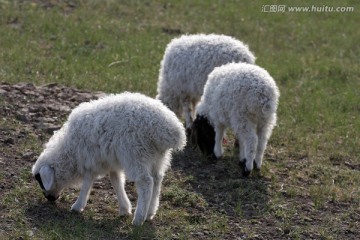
[191,114,216,160]
[34,165,61,202]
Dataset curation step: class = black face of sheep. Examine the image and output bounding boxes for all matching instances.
[34,173,59,202]
[191,115,217,160]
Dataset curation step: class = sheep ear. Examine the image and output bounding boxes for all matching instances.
[39,166,54,191]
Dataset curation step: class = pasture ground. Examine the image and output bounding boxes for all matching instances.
[0,1,359,239]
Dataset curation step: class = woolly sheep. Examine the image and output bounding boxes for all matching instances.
[156,34,256,132]
[32,92,186,225]
[191,63,279,176]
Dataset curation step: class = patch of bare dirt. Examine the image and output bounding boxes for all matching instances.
[0,82,107,234]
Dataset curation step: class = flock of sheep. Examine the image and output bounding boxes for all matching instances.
[32,34,280,225]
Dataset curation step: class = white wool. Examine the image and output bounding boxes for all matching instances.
[32,92,186,225]
[156,34,256,129]
[196,63,279,173]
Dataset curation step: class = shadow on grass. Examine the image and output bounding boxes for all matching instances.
[25,201,156,239]
[171,143,271,219]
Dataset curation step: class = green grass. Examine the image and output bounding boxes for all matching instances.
[1,0,359,239]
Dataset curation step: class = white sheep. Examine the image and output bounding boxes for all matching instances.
[156,34,256,132]
[191,63,279,176]
[32,92,186,225]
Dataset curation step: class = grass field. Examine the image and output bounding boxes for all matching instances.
[0,0,359,239]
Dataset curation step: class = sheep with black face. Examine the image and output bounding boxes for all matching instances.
[156,34,256,132]
[192,63,279,176]
[32,92,186,225]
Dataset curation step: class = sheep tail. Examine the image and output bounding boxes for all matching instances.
[261,97,277,116]
[262,102,273,115]
[157,126,187,152]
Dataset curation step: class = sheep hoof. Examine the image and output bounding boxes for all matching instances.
[238,159,246,168]
[70,207,83,213]
[254,161,261,171]
[132,217,145,226]
[242,169,251,177]
[71,203,84,213]
[146,213,155,221]
[209,153,219,163]
[119,209,132,216]
[239,159,251,177]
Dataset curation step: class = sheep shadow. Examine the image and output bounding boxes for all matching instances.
[171,143,271,219]
[25,200,156,239]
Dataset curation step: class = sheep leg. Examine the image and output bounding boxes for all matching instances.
[132,174,154,225]
[214,125,225,159]
[71,174,94,212]
[242,124,258,176]
[238,136,246,163]
[182,99,193,131]
[254,126,269,170]
[146,173,164,221]
[109,171,132,216]
[191,100,197,118]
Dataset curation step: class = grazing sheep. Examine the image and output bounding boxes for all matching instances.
[191,63,279,176]
[156,34,256,132]
[32,92,186,225]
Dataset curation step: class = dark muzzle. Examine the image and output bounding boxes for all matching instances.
[45,194,59,202]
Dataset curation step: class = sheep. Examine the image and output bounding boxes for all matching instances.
[191,63,279,176]
[156,34,256,132]
[32,92,186,225]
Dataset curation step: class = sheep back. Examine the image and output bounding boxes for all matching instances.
[32,92,186,184]
[197,63,280,128]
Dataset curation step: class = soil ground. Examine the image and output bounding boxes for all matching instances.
[1,82,359,239]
